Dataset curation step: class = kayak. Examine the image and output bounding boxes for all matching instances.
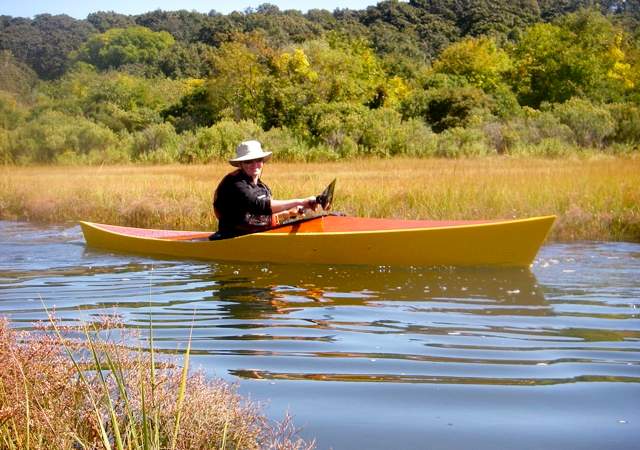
[79,214,555,267]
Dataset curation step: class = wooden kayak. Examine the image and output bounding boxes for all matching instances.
[79,214,555,267]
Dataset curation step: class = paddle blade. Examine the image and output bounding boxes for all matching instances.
[316,178,336,211]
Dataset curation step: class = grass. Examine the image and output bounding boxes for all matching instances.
[0,316,314,450]
[1,156,639,241]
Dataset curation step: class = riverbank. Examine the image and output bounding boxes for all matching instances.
[1,157,639,241]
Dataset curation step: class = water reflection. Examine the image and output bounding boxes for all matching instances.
[207,264,548,320]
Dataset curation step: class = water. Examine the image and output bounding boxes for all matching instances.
[1,220,639,449]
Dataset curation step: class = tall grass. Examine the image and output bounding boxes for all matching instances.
[0,316,314,450]
[0,156,639,241]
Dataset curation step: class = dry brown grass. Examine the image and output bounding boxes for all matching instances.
[1,156,639,241]
[0,317,314,450]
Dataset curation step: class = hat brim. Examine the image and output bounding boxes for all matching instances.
[229,152,272,167]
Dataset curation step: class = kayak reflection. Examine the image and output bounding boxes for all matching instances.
[207,263,548,321]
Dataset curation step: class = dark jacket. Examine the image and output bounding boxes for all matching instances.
[213,169,273,237]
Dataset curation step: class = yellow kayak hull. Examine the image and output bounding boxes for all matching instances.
[80,215,555,268]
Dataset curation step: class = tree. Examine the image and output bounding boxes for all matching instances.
[75,26,175,73]
[87,11,135,32]
[0,14,95,79]
[433,37,512,91]
[509,9,636,106]
[0,50,38,97]
[205,37,270,123]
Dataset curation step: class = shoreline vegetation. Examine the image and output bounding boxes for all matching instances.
[2,8,640,167]
[1,157,639,242]
[0,316,314,449]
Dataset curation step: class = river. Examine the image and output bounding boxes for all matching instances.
[1,220,639,449]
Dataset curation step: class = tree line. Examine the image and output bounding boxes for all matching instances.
[0,1,639,164]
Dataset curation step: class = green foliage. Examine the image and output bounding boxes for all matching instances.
[607,102,640,144]
[510,137,579,158]
[436,127,492,157]
[205,38,270,124]
[261,127,333,162]
[162,81,216,132]
[7,111,119,164]
[402,83,494,132]
[433,37,512,91]
[158,42,216,78]
[509,9,636,106]
[129,123,179,162]
[551,97,615,147]
[260,47,319,130]
[87,11,135,32]
[75,26,175,73]
[0,128,11,164]
[177,119,262,163]
[1,3,639,164]
[301,102,436,158]
[303,35,388,105]
[46,65,186,132]
[0,91,28,130]
[0,50,38,97]
[0,14,95,79]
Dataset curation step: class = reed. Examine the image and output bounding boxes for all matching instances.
[0,317,314,450]
[1,156,639,241]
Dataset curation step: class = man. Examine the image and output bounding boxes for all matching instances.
[212,140,317,239]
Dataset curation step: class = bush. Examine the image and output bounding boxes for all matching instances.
[402,85,494,133]
[9,111,119,164]
[359,109,438,157]
[510,138,580,158]
[0,91,28,130]
[435,127,492,157]
[261,127,330,162]
[0,128,10,164]
[179,120,262,164]
[490,109,575,154]
[552,97,615,148]
[129,123,179,163]
[607,103,640,144]
[302,103,437,158]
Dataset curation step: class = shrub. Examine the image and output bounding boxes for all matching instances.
[0,91,28,130]
[552,97,615,148]
[0,128,10,164]
[262,126,328,162]
[607,103,640,144]
[435,127,492,157]
[402,85,494,133]
[510,138,579,158]
[179,120,262,164]
[492,109,575,154]
[9,111,119,164]
[129,123,179,162]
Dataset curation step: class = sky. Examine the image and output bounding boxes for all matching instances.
[2,0,383,19]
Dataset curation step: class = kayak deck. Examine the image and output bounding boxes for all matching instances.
[92,215,497,240]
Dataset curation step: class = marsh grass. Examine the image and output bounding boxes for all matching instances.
[1,156,639,241]
[0,316,314,450]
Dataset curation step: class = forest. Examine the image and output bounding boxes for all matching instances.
[1,0,639,164]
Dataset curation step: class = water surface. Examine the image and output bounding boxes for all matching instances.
[1,220,639,449]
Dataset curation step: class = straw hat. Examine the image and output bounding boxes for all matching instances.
[229,140,272,167]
